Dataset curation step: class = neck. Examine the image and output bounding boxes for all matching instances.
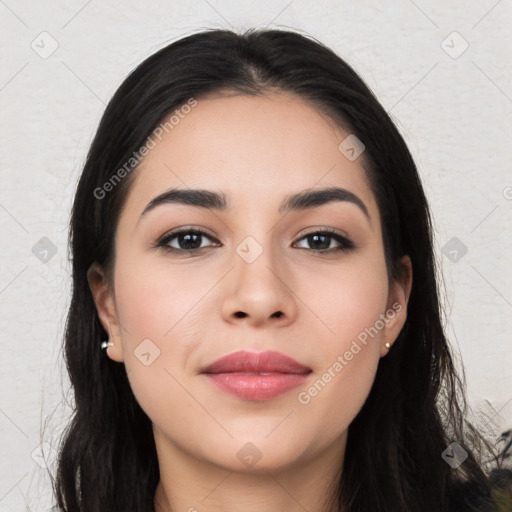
[153,429,346,512]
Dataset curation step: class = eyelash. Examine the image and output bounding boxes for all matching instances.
[154,227,356,255]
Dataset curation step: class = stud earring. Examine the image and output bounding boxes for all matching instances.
[385,342,391,349]
[100,339,114,350]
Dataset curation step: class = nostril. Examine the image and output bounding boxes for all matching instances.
[233,311,283,319]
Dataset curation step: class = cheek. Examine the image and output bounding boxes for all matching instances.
[294,255,388,436]
[112,254,210,418]
[296,344,379,449]
[113,253,207,342]
[306,254,390,346]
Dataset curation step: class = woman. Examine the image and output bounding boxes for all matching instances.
[52,28,511,511]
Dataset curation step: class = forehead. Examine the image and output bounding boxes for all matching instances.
[121,91,377,221]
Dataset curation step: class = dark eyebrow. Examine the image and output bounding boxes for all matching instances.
[139,186,370,220]
[140,188,227,219]
[278,187,370,219]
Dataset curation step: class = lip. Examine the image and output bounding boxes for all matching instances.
[201,350,312,401]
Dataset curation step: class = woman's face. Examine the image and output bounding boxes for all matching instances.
[89,91,411,475]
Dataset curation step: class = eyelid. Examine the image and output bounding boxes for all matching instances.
[297,226,351,240]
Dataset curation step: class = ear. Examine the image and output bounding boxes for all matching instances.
[87,263,125,363]
[380,255,413,357]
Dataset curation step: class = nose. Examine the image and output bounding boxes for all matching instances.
[220,242,298,328]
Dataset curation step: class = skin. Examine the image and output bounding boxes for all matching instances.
[88,91,412,512]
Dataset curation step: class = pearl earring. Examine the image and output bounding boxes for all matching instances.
[100,339,114,350]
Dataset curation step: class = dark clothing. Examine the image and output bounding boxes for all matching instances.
[451,469,512,512]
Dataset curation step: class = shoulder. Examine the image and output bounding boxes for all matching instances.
[449,468,512,512]
[487,468,512,511]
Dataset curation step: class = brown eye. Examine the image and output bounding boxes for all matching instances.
[294,230,355,253]
[157,228,220,252]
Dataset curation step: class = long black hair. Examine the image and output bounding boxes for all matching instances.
[52,28,511,511]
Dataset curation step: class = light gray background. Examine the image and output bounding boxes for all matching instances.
[1,1,511,510]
